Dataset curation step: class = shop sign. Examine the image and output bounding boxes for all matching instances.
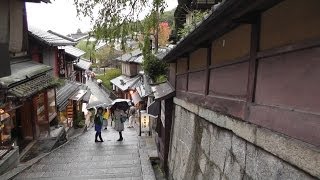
[58,49,66,77]
[141,113,150,132]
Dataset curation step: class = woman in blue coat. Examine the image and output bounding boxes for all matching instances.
[94,107,104,142]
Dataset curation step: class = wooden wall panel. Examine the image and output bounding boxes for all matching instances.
[169,63,176,88]
[260,0,320,51]
[212,24,251,65]
[209,62,249,98]
[255,47,320,114]
[176,74,187,91]
[176,58,188,74]
[189,48,207,71]
[249,105,320,146]
[188,71,206,94]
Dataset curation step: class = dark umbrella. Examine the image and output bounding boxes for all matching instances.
[110,99,132,111]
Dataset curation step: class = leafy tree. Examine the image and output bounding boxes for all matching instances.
[96,68,121,90]
[76,40,96,62]
[158,22,171,47]
[95,45,122,67]
[142,53,168,83]
[74,0,169,81]
[159,8,175,27]
[178,10,209,38]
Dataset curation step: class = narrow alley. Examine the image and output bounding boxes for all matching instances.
[14,80,155,180]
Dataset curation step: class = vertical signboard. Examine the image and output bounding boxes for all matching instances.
[58,49,65,78]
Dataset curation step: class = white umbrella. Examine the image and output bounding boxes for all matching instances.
[87,95,104,109]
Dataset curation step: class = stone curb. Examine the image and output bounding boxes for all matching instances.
[0,126,88,180]
[138,136,157,180]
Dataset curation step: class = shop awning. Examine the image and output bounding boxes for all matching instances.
[151,82,175,101]
[82,89,91,103]
[56,81,81,111]
[74,58,92,70]
[110,75,140,92]
[8,74,55,98]
[60,46,85,58]
[70,89,87,101]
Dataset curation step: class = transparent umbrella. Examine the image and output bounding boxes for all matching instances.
[87,95,104,109]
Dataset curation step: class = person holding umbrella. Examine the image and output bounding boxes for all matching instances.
[94,107,104,142]
[110,99,131,141]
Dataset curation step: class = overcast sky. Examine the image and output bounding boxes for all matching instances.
[26,0,178,35]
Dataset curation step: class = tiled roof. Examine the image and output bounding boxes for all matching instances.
[151,82,175,101]
[56,81,81,111]
[82,89,91,103]
[115,49,143,64]
[60,46,85,58]
[74,58,92,70]
[28,27,76,46]
[0,60,52,87]
[8,74,54,98]
[110,75,141,91]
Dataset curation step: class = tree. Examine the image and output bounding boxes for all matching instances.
[74,0,167,51]
[95,45,122,67]
[76,40,96,62]
[159,8,175,27]
[158,22,171,46]
[74,0,169,81]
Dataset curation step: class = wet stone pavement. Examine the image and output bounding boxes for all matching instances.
[15,126,146,179]
[15,78,154,180]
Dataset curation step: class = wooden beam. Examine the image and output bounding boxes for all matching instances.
[245,15,260,119]
[205,45,211,95]
[186,55,190,92]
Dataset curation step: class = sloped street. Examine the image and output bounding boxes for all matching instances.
[13,79,155,180]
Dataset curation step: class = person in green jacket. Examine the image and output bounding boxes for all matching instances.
[94,107,104,142]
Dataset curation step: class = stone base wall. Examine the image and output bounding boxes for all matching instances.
[168,98,319,180]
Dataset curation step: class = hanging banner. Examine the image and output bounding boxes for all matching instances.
[58,49,66,77]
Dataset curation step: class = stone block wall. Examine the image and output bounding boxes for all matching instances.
[168,98,319,180]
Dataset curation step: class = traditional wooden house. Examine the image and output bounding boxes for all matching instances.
[111,49,143,102]
[59,45,86,81]
[0,0,52,173]
[74,58,92,84]
[28,27,76,78]
[162,0,320,179]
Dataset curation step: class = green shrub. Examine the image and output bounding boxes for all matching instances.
[142,54,168,83]
[96,68,121,90]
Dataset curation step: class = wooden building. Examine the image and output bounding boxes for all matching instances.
[28,27,76,78]
[74,58,92,84]
[111,49,143,101]
[162,0,320,178]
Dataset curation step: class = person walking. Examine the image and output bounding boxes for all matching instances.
[103,107,110,130]
[94,107,104,142]
[111,106,126,141]
[127,105,136,128]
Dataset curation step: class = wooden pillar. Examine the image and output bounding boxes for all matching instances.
[0,0,11,78]
[205,46,212,95]
[186,55,190,92]
[245,16,261,119]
